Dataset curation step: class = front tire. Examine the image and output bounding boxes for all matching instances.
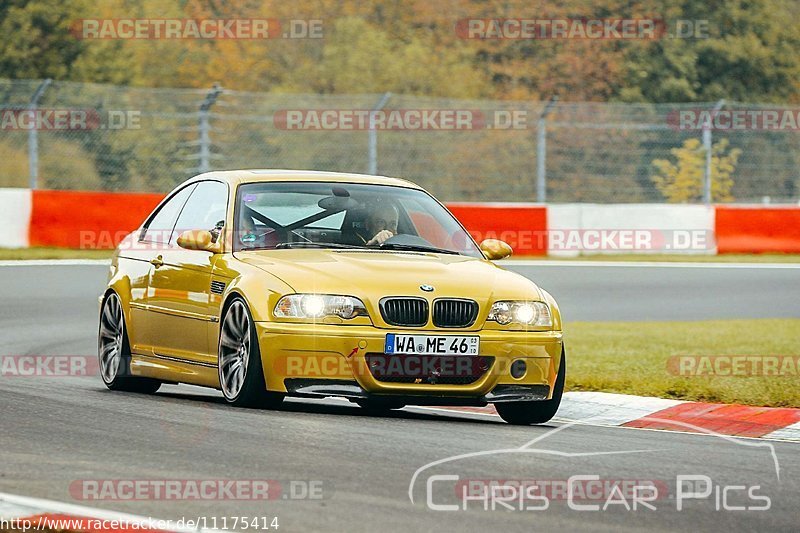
[98,292,161,394]
[218,298,283,408]
[496,347,565,425]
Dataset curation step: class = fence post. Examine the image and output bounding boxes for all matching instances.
[368,92,391,175]
[703,99,725,205]
[536,95,558,203]
[28,78,52,189]
[198,84,222,174]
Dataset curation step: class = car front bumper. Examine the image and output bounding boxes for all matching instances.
[255,322,563,404]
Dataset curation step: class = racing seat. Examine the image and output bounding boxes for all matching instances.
[340,207,370,245]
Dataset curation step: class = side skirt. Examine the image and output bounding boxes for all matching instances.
[130,353,220,389]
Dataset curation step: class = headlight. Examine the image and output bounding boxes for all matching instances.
[274,294,369,320]
[487,301,552,327]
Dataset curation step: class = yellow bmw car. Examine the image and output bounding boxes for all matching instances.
[99,170,565,424]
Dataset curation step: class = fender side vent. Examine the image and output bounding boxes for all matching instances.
[210,280,226,295]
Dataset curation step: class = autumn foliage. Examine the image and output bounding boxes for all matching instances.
[2,0,800,103]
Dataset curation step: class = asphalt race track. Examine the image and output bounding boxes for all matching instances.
[508,261,800,321]
[1,262,798,532]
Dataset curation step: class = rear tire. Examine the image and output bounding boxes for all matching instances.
[496,347,565,425]
[218,298,284,409]
[99,292,161,394]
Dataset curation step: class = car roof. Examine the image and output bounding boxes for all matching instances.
[184,169,423,190]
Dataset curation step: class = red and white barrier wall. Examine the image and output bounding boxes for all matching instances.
[447,202,548,255]
[28,189,163,249]
[0,188,33,249]
[715,205,800,254]
[1,188,799,255]
[547,204,717,256]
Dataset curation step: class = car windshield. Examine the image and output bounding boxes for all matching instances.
[233,181,483,258]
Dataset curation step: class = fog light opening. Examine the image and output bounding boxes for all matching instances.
[510,359,527,380]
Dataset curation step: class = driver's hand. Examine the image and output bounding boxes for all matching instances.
[367,230,394,246]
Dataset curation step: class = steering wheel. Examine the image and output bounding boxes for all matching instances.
[379,233,435,248]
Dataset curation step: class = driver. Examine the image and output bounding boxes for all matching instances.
[361,203,399,246]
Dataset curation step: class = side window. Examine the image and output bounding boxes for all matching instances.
[172,181,228,243]
[142,184,196,244]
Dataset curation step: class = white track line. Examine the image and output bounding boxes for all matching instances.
[504,259,800,269]
[0,259,110,266]
[0,491,218,532]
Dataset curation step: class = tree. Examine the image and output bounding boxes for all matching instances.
[620,0,800,103]
[650,138,741,202]
[0,0,133,83]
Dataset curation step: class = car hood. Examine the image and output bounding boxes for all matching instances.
[233,249,542,303]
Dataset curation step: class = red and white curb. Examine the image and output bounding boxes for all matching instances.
[0,491,218,532]
[419,392,800,442]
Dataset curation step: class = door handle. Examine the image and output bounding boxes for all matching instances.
[150,256,164,268]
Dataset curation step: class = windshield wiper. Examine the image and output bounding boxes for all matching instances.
[275,242,368,250]
[378,243,461,255]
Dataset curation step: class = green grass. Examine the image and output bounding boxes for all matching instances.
[516,253,800,263]
[566,319,800,408]
[0,247,113,260]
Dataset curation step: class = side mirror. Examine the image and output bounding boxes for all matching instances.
[177,230,220,253]
[480,239,513,260]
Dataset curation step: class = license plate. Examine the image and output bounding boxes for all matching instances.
[384,334,479,356]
